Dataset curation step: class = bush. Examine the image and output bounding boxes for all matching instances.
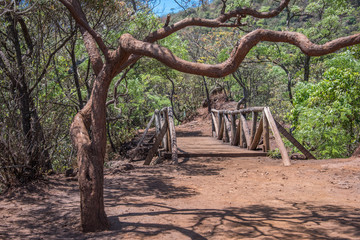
[289,68,360,159]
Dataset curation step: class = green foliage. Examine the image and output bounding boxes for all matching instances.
[1,0,360,188]
[267,148,281,159]
[289,66,360,159]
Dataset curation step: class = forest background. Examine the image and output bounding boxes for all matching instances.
[1,0,360,190]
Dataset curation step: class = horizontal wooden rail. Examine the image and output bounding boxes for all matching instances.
[210,106,316,167]
[211,107,264,115]
[133,107,178,165]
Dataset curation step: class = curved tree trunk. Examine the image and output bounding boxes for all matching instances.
[71,66,113,231]
[60,0,360,233]
[69,60,117,231]
[78,144,108,232]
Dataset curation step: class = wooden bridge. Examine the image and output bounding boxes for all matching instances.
[166,135,268,158]
[134,106,315,166]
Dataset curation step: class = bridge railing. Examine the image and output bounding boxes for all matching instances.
[211,106,315,166]
[135,107,178,165]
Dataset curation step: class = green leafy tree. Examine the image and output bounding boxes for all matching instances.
[59,0,360,232]
[290,57,360,158]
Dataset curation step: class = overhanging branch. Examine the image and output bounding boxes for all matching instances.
[120,30,360,78]
[112,0,290,77]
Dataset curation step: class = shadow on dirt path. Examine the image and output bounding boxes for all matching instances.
[97,201,360,239]
[1,157,360,239]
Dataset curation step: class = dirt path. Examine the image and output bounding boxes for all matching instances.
[1,155,359,239]
[1,109,360,239]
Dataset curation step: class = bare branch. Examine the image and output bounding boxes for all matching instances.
[18,16,33,56]
[221,0,227,14]
[58,0,107,74]
[174,0,187,12]
[0,50,16,84]
[164,14,171,27]
[106,64,134,107]
[145,0,290,42]
[29,31,75,94]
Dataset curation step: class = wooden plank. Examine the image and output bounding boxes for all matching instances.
[163,152,268,158]
[217,114,224,140]
[239,113,251,147]
[251,111,258,143]
[223,114,231,143]
[144,120,168,165]
[211,112,219,137]
[263,111,270,152]
[274,119,316,160]
[264,107,291,166]
[249,115,263,150]
[167,107,178,164]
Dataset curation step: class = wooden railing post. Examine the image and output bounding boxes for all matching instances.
[209,106,300,167]
[165,109,171,152]
[239,113,251,148]
[263,110,270,152]
[167,107,178,164]
[264,107,291,166]
[239,114,246,148]
[140,107,178,165]
[249,115,263,150]
[234,113,241,146]
[230,113,237,145]
[211,112,219,137]
[223,113,231,143]
[160,110,167,150]
[155,110,160,135]
[217,113,224,140]
[251,111,258,143]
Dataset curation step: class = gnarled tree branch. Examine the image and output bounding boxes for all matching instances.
[119,30,360,78]
[112,0,290,77]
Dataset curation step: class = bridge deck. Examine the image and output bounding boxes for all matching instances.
[165,136,268,158]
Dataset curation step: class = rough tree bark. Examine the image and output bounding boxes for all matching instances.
[59,0,360,232]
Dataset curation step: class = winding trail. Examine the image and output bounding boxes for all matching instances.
[1,118,359,239]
